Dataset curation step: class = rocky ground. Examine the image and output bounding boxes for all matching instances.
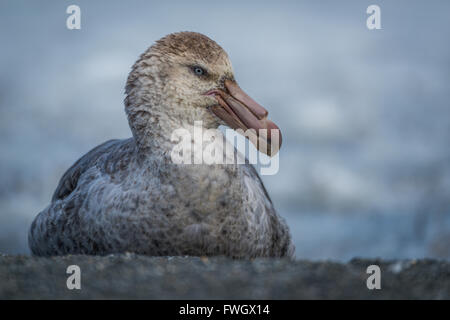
[0,254,449,299]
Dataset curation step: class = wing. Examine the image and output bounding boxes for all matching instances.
[51,139,121,202]
[243,163,294,258]
[244,163,273,205]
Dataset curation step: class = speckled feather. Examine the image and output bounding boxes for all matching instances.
[28,32,294,258]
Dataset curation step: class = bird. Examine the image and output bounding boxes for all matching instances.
[28,32,294,258]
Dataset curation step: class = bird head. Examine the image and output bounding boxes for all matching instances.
[125,32,281,156]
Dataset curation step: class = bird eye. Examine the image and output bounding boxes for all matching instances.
[192,66,206,76]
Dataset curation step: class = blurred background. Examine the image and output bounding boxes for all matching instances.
[0,0,449,260]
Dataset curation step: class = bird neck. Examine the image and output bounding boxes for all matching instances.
[125,100,220,157]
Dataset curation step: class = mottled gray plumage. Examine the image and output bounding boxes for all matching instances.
[28,32,294,258]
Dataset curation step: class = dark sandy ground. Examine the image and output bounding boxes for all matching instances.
[0,254,449,299]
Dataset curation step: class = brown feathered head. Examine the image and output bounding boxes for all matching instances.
[125,32,281,156]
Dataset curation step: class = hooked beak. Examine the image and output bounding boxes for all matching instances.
[206,80,282,156]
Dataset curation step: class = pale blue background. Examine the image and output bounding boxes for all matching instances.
[1,0,449,260]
